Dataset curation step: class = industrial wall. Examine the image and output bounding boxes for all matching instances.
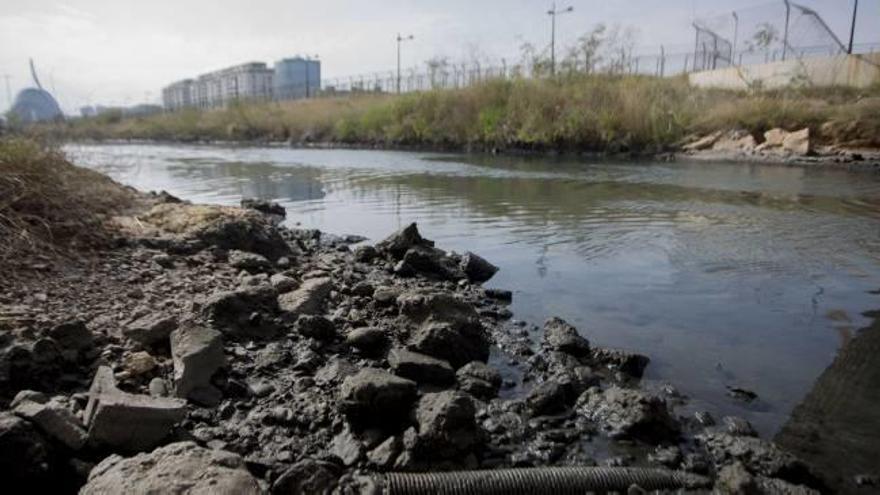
[689,53,880,90]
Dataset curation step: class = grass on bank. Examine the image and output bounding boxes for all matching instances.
[47,75,880,151]
[0,137,134,264]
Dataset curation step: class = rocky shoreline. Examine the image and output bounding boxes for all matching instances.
[0,190,828,493]
[678,127,880,172]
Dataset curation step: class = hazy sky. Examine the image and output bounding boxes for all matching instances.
[1,0,876,113]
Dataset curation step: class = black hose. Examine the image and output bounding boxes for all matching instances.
[382,467,711,495]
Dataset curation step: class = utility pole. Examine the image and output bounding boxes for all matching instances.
[732,11,739,65]
[547,3,574,76]
[848,0,858,54]
[782,0,791,61]
[396,33,414,94]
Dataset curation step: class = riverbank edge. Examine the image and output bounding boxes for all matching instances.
[4,149,832,494]
[63,137,880,173]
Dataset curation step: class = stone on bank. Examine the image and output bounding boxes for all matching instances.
[170,323,225,405]
[79,441,261,495]
[84,366,186,452]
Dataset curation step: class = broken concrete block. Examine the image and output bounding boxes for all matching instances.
[782,128,811,155]
[13,396,88,450]
[85,366,186,452]
[170,324,225,405]
[80,441,261,494]
[682,131,722,151]
[278,277,333,318]
[124,314,178,346]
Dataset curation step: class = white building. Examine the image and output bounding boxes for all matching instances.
[163,62,274,110]
[162,79,194,111]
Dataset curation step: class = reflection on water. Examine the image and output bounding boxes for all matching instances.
[67,143,880,444]
[776,305,880,491]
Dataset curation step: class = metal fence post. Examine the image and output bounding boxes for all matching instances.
[782,0,791,61]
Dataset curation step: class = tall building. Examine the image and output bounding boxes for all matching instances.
[162,62,274,110]
[274,57,321,100]
[162,57,322,111]
[162,79,194,111]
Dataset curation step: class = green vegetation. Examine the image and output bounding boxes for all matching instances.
[0,137,134,264]
[42,75,880,151]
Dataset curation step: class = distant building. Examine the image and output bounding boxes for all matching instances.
[10,88,63,123]
[163,62,274,111]
[123,104,163,117]
[274,57,321,100]
[78,104,162,119]
[10,60,64,123]
[162,57,320,111]
[162,79,194,111]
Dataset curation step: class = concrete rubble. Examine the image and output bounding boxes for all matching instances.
[0,198,829,494]
[84,366,187,452]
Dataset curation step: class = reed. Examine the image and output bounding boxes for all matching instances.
[44,75,880,150]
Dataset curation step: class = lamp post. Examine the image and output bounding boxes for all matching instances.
[548,3,574,76]
[848,0,859,54]
[397,33,414,94]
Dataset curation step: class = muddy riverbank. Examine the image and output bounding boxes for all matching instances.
[0,170,836,493]
[57,134,880,174]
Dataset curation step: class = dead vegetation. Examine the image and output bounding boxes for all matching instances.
[0,137,136,265]
[42,76,880,152]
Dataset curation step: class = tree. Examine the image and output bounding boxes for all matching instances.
[748,23,779,61]
[560,24,608,76]
[601,24,639,74]
[518,42,552,78]
[425,56,450,89]
[576,24,607,74]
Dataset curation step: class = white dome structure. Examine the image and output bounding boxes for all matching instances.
[9,58,64,123]
[11,88,62,123]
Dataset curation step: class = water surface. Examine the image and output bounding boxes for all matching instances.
[67,143,880,443]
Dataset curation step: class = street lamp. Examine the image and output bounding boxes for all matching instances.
[397,33,414,94]
[548,3,574,76]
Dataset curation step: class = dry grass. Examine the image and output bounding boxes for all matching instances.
[43,75,880,151]
[0,137,135,264]
[55,93,393,142]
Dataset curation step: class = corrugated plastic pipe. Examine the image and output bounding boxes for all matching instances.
[381,467,712,495]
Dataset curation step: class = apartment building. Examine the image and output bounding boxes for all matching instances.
[162,62,274,110]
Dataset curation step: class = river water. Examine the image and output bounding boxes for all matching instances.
[67,143,880,445]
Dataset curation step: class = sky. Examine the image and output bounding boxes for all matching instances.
[0,0,877,113]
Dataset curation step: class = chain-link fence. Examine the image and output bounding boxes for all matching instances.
[297,1,872,99]
[162,0,876,109]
